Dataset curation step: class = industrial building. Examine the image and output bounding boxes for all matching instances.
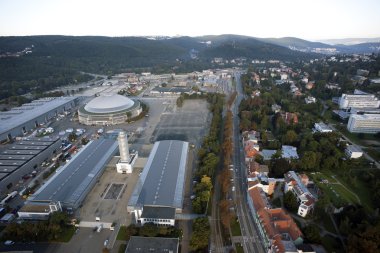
[0,97,78,142]
[128,140,189,220]
[347,114,380,133]
[0,137,61,195]
[78,94,142,125]
[27,138,118,211]
[125,236,179,253]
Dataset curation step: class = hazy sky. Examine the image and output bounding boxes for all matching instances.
[0,0,379,40]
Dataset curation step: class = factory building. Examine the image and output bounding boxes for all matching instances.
[0,97,78,142]
[78,94,142,125]
[27,138,118,212]
[128,140,189,223]
[0,137,61,195]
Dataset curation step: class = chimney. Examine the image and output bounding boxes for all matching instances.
[118,131,130,162]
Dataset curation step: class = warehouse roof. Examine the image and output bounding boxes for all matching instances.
[0,97,77,135]
[125,237,179,253]
[141,206,176,220]
[128,140,188,211]
[29,138,118,208]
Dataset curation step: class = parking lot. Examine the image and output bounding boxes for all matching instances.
[151,99,210,145]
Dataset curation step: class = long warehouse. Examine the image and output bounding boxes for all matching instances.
[128,140,189,214]
[0,137,61,195]
[0,96,78,142]
[28,138,118,210]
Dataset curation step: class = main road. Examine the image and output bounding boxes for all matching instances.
[231,72,266,253]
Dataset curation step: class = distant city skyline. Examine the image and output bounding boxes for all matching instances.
[0,0,380,41]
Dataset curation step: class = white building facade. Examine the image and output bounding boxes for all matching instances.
[339,94,380,109]
[347,114,380,133]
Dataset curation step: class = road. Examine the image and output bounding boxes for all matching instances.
[231,72,265,253]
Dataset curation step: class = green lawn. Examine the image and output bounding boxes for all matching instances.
[321,235,344,253]
[321,213,336,234]
[230,218,242,236]
[235,243,244,253]
[117,226,127,241]
[55,226,76,242]
[310,171,373,210]
[118,243,127,253]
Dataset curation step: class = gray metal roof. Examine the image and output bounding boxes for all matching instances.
[10,145,46,150]
[0,160,25,166]
[0,97,77,135]
[18,141,54,146]
[141,206,176,220]
[0,166,18,173]
[2,150,40,155]
[128,140,188,210]
[29,138,118,208]
[0,173,8,180]
[126,237,179,253]
[0,155,34,160]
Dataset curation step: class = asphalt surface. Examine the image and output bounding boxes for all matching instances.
[231,72,266,253]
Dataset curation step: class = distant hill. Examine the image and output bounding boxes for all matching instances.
[255,37,380,55]
[197,35,315,60]
[319,37,380,45]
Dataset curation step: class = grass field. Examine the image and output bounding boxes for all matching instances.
[55,226,76,242]
[118,244,127,253]
[117,226,127,241]
[230,218,242,236]
[310,171,373,210]
[235,243,244,253]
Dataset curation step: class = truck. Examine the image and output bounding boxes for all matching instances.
[0,191,18,205]
[96,224,103,232]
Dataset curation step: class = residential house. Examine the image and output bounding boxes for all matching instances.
[282,146,299,160]
[305,82,314,90]
[345,145,363,159]
[284,171,317,217]
[281,112,298,125]
[305,96,316,104]
[260,149,277,161]
[247,174,277,195]
[313,122,333,133]
[272,104,282,113]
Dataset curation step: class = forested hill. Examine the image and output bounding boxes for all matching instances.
[0,35,316,100]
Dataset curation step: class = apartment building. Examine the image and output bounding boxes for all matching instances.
[247,187,305,252]
[339,94,380,109]
[284,171,317,218]
[347,114,380,133]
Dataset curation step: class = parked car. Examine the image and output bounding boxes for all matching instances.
[4,240,14,245]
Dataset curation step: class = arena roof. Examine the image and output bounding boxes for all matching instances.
[128,140,189,211]
[84,94,135,113]
[29,138,118,209]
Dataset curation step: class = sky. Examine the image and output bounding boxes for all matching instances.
[0,0,379,41]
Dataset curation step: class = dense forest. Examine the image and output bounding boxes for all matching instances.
[0,35,316,100]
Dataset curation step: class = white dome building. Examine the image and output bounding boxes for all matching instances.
[78,94,142,125]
